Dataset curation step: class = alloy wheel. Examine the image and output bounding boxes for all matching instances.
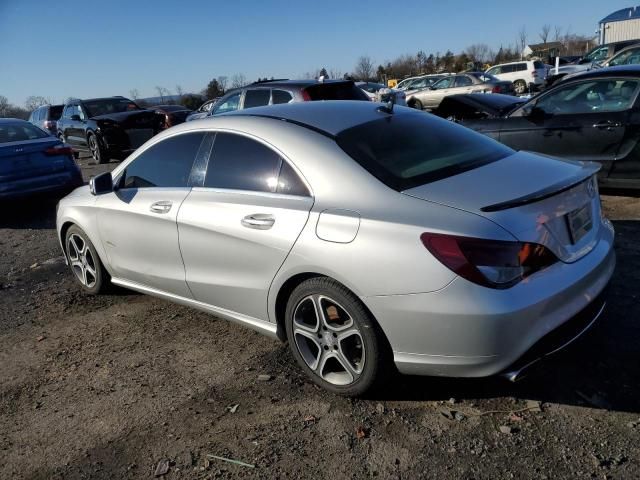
[67,233,97,288]
[88,135,99,162]
[292,294,365,386]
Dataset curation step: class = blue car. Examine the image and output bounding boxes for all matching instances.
[0,119,83,200]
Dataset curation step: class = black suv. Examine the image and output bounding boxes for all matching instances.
[28,104,64,136]
[198,79,370,118]
[57,96,164,163]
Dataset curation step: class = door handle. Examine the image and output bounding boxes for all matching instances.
[241,214,275,230]
[150,200,172,214]
[593,121,622,131]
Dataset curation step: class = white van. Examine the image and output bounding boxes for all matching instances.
[485,60,547,94]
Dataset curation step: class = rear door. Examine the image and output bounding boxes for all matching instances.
[96,131,209,296]
[178,131,313,321]
[498,77,636,169]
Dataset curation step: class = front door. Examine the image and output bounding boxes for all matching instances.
[178,131,313,321]
[96,131,209,296]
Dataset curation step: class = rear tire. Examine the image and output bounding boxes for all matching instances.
[513,80,527,95]
[88,133,108,164]
[65,225,110,294]
[284,277,391,396]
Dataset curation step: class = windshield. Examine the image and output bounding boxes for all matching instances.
[335,112,513,190]
[0,122,49,143]
[583,46,608,62]
[82,98,141,117]
[608,48,640,67]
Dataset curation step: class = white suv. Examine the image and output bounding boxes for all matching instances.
[485,60,546,94]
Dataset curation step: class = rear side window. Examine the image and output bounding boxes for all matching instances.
[272,89,293,104]
[205,133,282,192]
[277,161,309,196]
[122,132,206,188]
[243,89,271,109]
[335,112,513,191]
[304,82,369,101]
[0,122,49,143]
[515,63,527,72]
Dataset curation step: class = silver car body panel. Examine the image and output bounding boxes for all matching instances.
[56,101,615,377]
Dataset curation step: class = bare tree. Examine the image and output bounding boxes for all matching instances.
[354,55,374,81]
[217,76,228,93]
[553,26,563,42]
[465,44,492,63]
[0,95,9,117]
[155,86,166,102]
[175,85,184,99]
[129,88,140,100]
[539,24,551,44]
[24,96,50,111]
[517,26,528,59]
[231,73,247,89]
[329,68,342,80]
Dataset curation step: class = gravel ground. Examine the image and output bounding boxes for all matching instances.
[1,155,639,479]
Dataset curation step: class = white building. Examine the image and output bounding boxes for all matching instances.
[599,6,640,44]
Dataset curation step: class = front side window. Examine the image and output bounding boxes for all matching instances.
[335,111,513,191]
[585,46,608,62]
[121,132,206,188]
[486,66,501,76]
[432,77,454,89]
[535,79,640,114]
[243,89,271,109]
[212,92,241,115]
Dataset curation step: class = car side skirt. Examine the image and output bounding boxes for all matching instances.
[111,277,279,339]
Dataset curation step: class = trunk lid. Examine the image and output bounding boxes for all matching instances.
[0,137,67,179]
[403,151,602,263]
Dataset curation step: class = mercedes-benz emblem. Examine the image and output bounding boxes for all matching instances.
[587,178,596,198]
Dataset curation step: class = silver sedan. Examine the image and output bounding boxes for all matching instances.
[56,101,615,396]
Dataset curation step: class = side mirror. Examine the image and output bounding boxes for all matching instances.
[70,114,81,121]
[89,172,113,196]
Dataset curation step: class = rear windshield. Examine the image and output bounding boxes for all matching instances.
[304,82,369,101]
[0,123,49,143]
[335,112,513,190]
[48,105,63,120]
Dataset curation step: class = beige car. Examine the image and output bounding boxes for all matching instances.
[406,72,515,110]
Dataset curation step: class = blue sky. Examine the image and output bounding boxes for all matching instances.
[0,0,632,105]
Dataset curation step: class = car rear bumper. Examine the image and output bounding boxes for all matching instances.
[0,169,83,200]
[363,224,615,378]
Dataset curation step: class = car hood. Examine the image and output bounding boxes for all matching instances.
[550,63,592,75]
[403,151,603,263]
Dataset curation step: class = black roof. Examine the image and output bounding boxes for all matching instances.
[69,96,133,104]
[248,79,354,88]
[557,65,640,84]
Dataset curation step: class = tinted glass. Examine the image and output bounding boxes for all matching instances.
[608,48,640,66]
[243,89,271,109]
[454,76,473,87]
[536,79,640,114]
[83,98,139,117]
[272,89,293,104]
[48,105,63,120]
[515,63,527,72]
[205,133,282,192]
[335,112,513,191]
[277,161,309,196]
[501,65,514,73]
[433,77,454,89]
[212,92,241,114]
[122,132,205,188]
[0,122,49,143]
[304,82,370,101]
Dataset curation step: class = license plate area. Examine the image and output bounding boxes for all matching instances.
[566,203,593,244]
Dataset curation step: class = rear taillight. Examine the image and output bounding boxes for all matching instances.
[491,86,502,93]
[420,233,558,289]
[301,89,311,101]
[531,71,538,77]
[45,145,74,157]
[44,120,56,129]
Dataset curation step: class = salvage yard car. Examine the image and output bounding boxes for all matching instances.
[434,93,526,122]
[0,118,83,200]
[56,101,614,396]
[485,60,547,94]
[461,66,640,193]
[57,96,164,164]
[406,72,514,110]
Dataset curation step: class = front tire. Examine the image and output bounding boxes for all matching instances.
[284,277,390,396]
[87,133,108,164]
[65,225,109,294]
[409,98,423,110]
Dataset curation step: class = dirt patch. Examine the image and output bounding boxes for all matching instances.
[1,162,639,479]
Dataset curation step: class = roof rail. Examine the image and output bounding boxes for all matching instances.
[251,78,290,84]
